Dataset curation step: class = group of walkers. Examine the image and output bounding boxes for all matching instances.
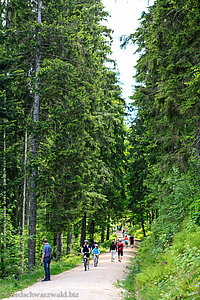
[41,229,135,281]
[110,239,123,262]
[110,233,134,262]
[124,234,134,248]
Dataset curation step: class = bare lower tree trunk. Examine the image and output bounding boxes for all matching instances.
[21,130,27,269]
[156,209,159,219]
[141,219,146,237]
[149,213,152,225]
[101,225,105,243]
[80,212,86,246]
[195,103,200,158]
[67,226,72,255]
[73,224,78,239]
[88,219,95,244]
[152,210,155,222]
[2,115,6,274]
[56,232,63,260]
[106,213,110,241]
[28,0,42,271]
[26,136,31,226]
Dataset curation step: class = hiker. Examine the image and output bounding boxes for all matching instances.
[130,234,134,248]
[124,235,129,247]
[41,238,52,281]
[117,240,124,262]
[110,240,117,261]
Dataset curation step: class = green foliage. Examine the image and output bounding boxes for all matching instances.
[100,234,117,250]
[123,0,200,298]
[128,225,152,240]
[0,0,127,277]
[122,221,200,299]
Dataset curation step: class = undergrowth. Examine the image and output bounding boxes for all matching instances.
[0,254,81,299]
[122,220,200,299]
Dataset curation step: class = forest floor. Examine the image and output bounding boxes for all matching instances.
[5,232,137,300]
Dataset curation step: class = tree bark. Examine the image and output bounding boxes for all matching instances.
[21,130,27,269]
[195,103,200,158]
[141,219,146,237]
[73,224,78,239]
[26,136,31,225]
[156,209,159,219]
[2,108,6,275]
[67,227,72,255]
[88,219,95,244]
[101,225,105,243]
[106,213,110,241]
[149,213,152,225]
[1,2,9,275]
[56,232,63,260]
[80,212,86,246]
[28,0,42,270]
[152,210,155,222]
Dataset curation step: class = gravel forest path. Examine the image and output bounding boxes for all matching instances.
[6,232,137,300]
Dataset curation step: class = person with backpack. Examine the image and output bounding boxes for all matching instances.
[117,240,124,262]
[81,240,90,270]
[110,240,117,262]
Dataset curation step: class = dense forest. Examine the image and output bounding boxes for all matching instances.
[1,0,200,299]
[0,0,126,276]
[123,0,200,298]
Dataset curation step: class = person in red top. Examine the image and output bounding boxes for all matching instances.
[117,240,124,262]
[124,235,128,247]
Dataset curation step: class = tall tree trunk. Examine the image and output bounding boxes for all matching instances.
[67,226,72,255]
[101,225,105,243]
[1,1,9,276]
[53,233,57,258]
[106,213,110,241]
[141,219,146,237]
[80,212,86,246]
[156,209,159,219]
[28,0,42,270]
[26,136,31,225]
[88,219,95,244]
[56,232,63,260]
[195,103,200,158]
[2,110,6,275]
[152,210,155,222]
[149,213,152,225]
[73,224,78,239]
[21,130,27,269]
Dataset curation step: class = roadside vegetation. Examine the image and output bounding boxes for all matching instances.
[121,0,200,298]
[0,255,81,299]
[123,220,200,299]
